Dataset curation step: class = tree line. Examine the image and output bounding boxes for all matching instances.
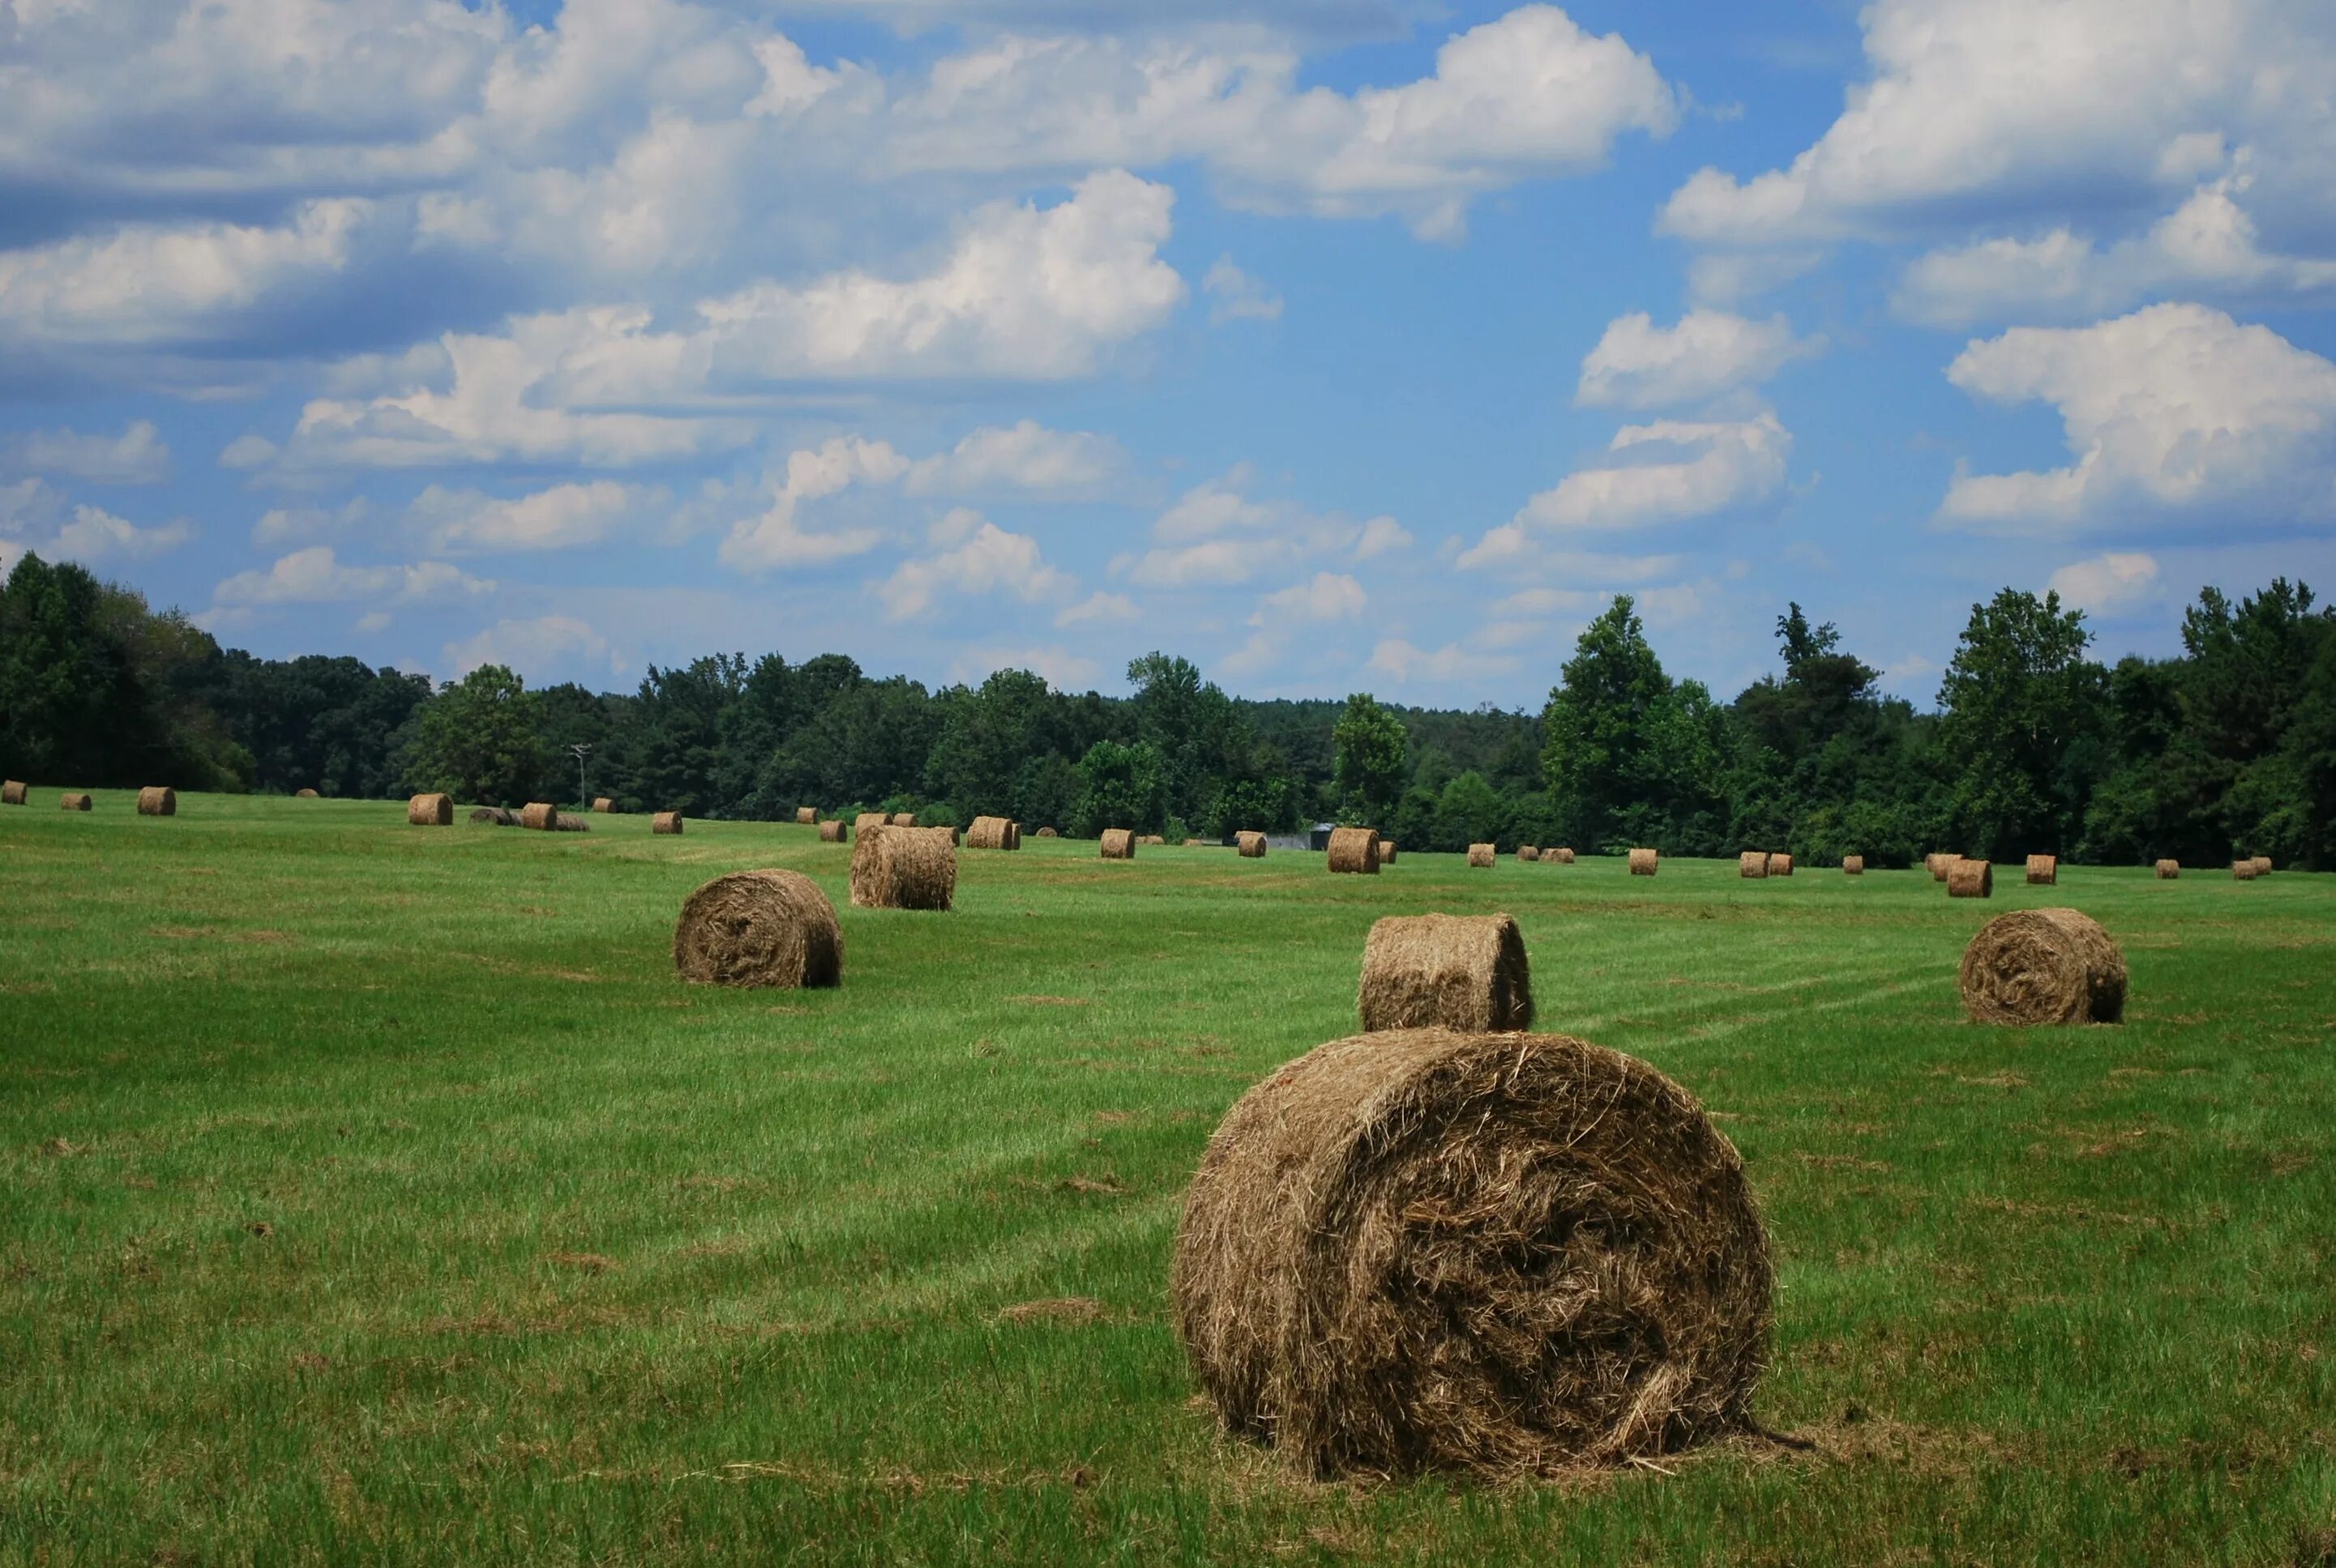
[4,549,2330,869]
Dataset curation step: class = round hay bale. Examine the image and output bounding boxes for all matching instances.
[1100,828,1136,861]
[468,805,516,826]
[1327,826,1381,875]
[1236,831,1267,859]
[888,811,917,827]
[293,788,319,800]
[673,869,841,989]
[1036,825,1058,838]
[1947,858,1992,898]
[1517,845,1541,863]
[1553,848,1576,865]
[1140,834,1168,847]
[1842,855,1865,876]
[137,786,177,817]
[1171,1028,1772,1479]
[1183,837,1207,848]
[1358,914,1532,1034]
[653,811,683,835]
[850,823,956,910]
[1767,853,1793,878]
[1628,848,1658,876]
[796,806,817,826]
[553,813,592,832]
[818,819,846,843]
[2154,858,2180,880]
[1466,842,1495,869]
[520,801,558,831]
[60,792,92,811]
[593,797,615,814]
[2025,854,2057,886]
[2251,855,2273,875]
[2233,860,2259,881]
[1927,852,1954,882]
[967,814,1012,850]
[1,780,25,806]
[1958,908,2125,1026]
[408,793,453,827]
[854,811,888,833]
[1738,851,1767,879]
[1377,840,1397,865]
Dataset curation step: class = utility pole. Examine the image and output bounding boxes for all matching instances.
[570,742,593,812]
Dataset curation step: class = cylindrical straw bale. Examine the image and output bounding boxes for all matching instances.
[137,787,177,817]
[468,805,516,826]
[1466,843,1495,869]
[1738,851,1767,879]
[520,801,558,831]
[1,780,24,806]
[1327,827,1381,874]
[407,793,452,827]
[1767,853,1793,877]
[1628,848,1658,876]
[1958,908,2125,1025]
[673,869,841,989]
[2233,860,2259,881]
[2025,854,2057,886]
[818,820,846,843]
[1358,914,1532,1034]
[796,806,817,825]
[2251,856,2273,875]
[1100,828,1136,860]
[1377,840,1397,865]
[1517,845,1540,862]
[61,793,92,811]
[1140,834,1167,847]
[850,824,956,910]
[553,813,591,832]
[1172,1028,1771,1479]
[653,812,683,835]
[1236,831,1267,859]
[1183,838,1206,848]
[855,812,888,833]
[1553,848,1575,864]
[1927,852,1954,881]
[888,812,917,827]
[1035,826,1058,838]
[2154,859,2180,880]
[967,815,1012,850]
[593,797,615,814]
[1947,858,1992,898]
[294,788,319,800]
[1842,855,1865,876]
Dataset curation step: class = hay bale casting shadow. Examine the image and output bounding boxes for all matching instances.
[796,806,817,825]
[819,819,846,844]
[2154,859,2180,880]
[1948,858,1992,899]
[1842,855,1864,876]
[137,787,176,817]
[408,793,452,826]
[468,806,516,826]
[968,815,1016,850]
[674,869,841,989]
[520,802,558,831]
[653,812,683,835]
[1,780,24,806]
[1738,851,1767,879]
[2233,860,2260,881]
[2026,854,2057,886]
[1100,828,1136,861]
[1358,914,1532,1034]
[1767,853,1794,877]
[1236,831,1267,859]
[1170,1028,1771,1480]
[61,793,91,811]
[1628,848,1658,876]
[1959,908,2126,1025]
[1327,827,1380,874]
[1927,852,1955,882]
[593,797,616,814]
[1377,840,1397,865]
[850,824,956,911]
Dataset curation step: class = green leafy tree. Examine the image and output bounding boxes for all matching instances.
[402,664,550,805]
[1936,589,2107,859]
[1432,770,1505,852]
[1071,738,1168,836]
[1540,596,1671,852]
[1332,691,1408,824]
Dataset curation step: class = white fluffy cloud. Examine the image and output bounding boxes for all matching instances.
[1367,639,1519,683]
[901,420,1127,498]
[1575,310,1819,408]
[877,508,1076,621]
[1202,258,1285,324]
[1119,468,1409,587]
[1937,304,2336,529]
[212,546,493,607]
[0,477,193,570]
[443,615,623,681]
[1509,412,1791,534]
[2,421,169,483]
[409,481,662,554]
[2047,551,2162,616]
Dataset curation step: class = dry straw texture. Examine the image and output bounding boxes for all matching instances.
[1184,838,1207,848]
[1927,852,1955,881]
[850,824,956,911]
[553,813,592,833]
[468,805,516,826]
[521,802,559,831]
[60,793,91,811]
[1767,853,1794,877]
[1170,1028,1771,1480]
[1,780,24,805]
[1140,834,1168,847]
[2026,854,2058,886]
[2155,859,2180,879]
[1099,828,1136,860]
[137,787,177,817]
[1959,908,2126,1026]
[2233,860,2260,882]
[1842,855,1864,875]
[2251,855,2274,875]
[1466,843,1495,869]
[1358,914,1533,1034]
[796,806,817,825]
[593,797,615,814]
[1947,858,1993,899]
[855,812,888,833]
[818,820,846,844]
[294,788,319,800]
[1738,852,1768,879]
[888,812,918,827]
[653,812,683,835]
[1377,840,1397,865]
[1552,848,1576,865]
[1237,831,1267,859]
[408,793,452,827]
[673,869,841,990]
[1628,848,1658,876]
[967,815,1015,850]
[1036,826,1058,838]
[1327,827,1381,874]
[1517,845,1541,863]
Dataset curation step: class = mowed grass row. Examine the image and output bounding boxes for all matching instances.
[3,793,2334,1566]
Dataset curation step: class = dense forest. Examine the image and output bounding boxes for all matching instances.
[3,551,2331,869]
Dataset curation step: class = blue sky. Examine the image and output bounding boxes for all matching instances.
[4,0,2334,708]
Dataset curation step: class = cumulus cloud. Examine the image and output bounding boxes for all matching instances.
[1367,639,1519,683]
[251,498,370,547]
[1508,411,1791,533]
[409,480,663,554]
[212,546,494,607]
[1119,468,1408,587]
[1203,258,1285,323]
[2047,551,2162,616]
[876,508,1076,621]
[443,615,623,681]
[901,419,1127,498]
[0,477,193,570]
[1937,303,2336,530]
[1,421,169,483]
[1576,311,1819,408]
[1055,590,1136,627]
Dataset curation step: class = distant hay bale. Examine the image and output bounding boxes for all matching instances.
[1552,848,1575,865]
[1738,851,1767,879]
[2026,854,2057,886]
[1842,855,1865,876]
[1100,828,1136,860]
[796,806,817,826]
[850,823,956,911]
[1237,831,1267,859]
[60,793,91,811]
[1140,834,1168,847]
[673,869,841,990]
[1183,838,1207,848]
[1927,852,1955,882]
[1518,845,1541,863]
[407,793,452,827]
[855,812,888,833]
[593,797,615,814]
[1628,848,1658,876]
[137,786,177,817]
[653,811,683,835]
[1767,853,1793,878]
[293,788,319,800]
[2233,860,2259,882]
[2251,855,2273,875]
[2154,859,2180,880]
[553,813,592,832]
[1171,1028,1772,1480]
[468,806,516,826]
[1,780,24,805]
[967,815,1014,850]
[1035,826,1058,838]
[818,819,846,843]
[1377,840,1397,865]
[1358,914,1532,1034]
[888,812,917,827]
[1947,858,1992,898]
[1327,827,1381,874]
[520,801,558,831]
[1467,843,1495,869]
[1959,908,2126,1026]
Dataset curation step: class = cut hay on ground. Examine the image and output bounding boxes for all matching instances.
[855,812,888,833]
[521,802,559,831]
[1927,852,1955,881]
[553,813,591,832]
[1377,840,1397,865]
[673,869,841,990]
[653,812,683,835]
[1552,848,1575,864]
[60,793,91,811]
[967,815,1016,850]
[2026,854,2057,886]
[1518,845,1540,863]
[468,806,513,826]
[1767,853,1794,877]
[1,780,24,805]
[2251,855,2273,875]
[1959,908,2126,1026]
[1948,858,1992,898]
[1628,848,1658,876]
[409,793,453,827]
[137,787,176,817]
[1842,855,1864,875]
[1099,828,1136,861]
[2155,859,2180,879]
[1327,826,1381,874]
[1739,851,1767,879]
[1036,826,1058,838]
[2233,860,2260,881]
[818,819,846,844]
[1171,1028,1771,1480]
[796,806,817,825]
[888,812,917,827]
[593,797,615,814]
[850,824,956,911]
[1236,831,1267,859]
[294,788,319,800]
[1358,914,1532,1034]
[1466,843,1495,869]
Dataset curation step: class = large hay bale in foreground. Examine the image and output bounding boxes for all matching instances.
[1171,1028,1771,1479]
[1035,826,1058,838]
[1767,853,1794,878]
[1927,852,1954,882]
[1377,840,1397,865]
[653,812,683,835]
[1466,843,1495,869]
[1099,828,1136,860]
[1959,908,2125,1026]
[1236,831,1267,859]
[408,793,452,826]
[137,787,176,817]
[1327,827,1380,874]
[854,812,888,833]
[2233,860,2260,882]
[1,780,24,806]
[1358,914,1532,1034]
[850,824,956,911]
[2154,859,2180,880]
[1842,855,1864,875]
[967,814,1014,850]
[673,869,841,990]
[818,819,846,843]
[1738,851,1767,879]
[1947,858,1992,898]
[520,801,558,831]
[60,793,91,812]
[1628,848,1658,876]
[2025,854,2057,886]
[294,788,319,800]
[796,806,817,826]
[593,797,615,814]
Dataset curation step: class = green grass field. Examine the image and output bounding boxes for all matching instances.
[5,793,2334,1566]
